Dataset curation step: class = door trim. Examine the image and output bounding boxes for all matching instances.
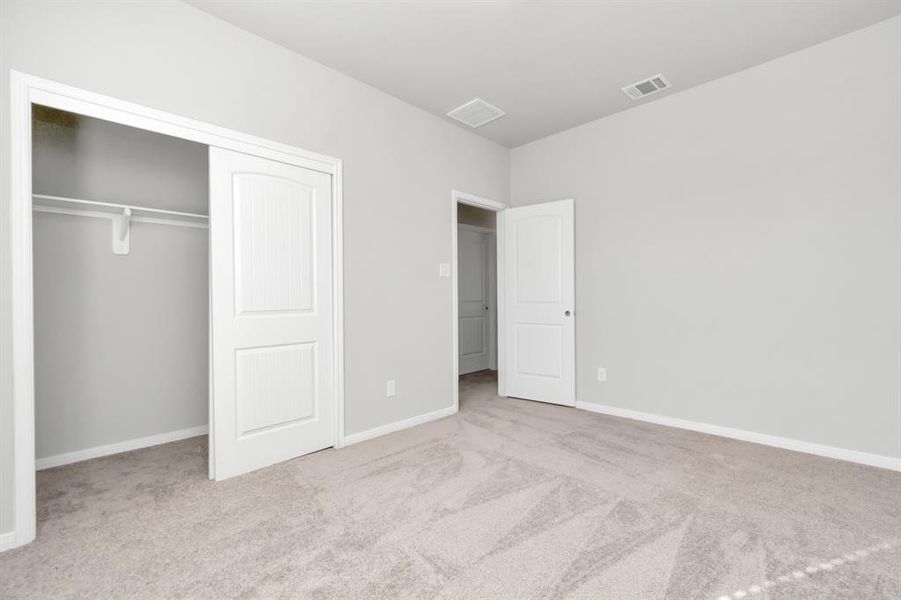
[451,190,509,412]
[7,71,345,550]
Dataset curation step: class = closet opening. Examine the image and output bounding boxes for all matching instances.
[31,105,211,478]
[9,72,344,550]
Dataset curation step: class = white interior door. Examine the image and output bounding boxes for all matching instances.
[502,199,575,406]
[210,147,334,480]
[458,226,491,374]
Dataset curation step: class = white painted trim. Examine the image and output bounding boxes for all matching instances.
[333,161,346,449]
[342,405,457,447]
[9,68,36,553]
[496,213,506,396]
[575,401,901,472]
[0,532,16,552]
[454,190,508,212]
[8,70,346,551]
[451,190,509,412]
[24,73,338,174]
[35,426,209,471]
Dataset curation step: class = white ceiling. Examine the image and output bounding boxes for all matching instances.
[187,1,901,147]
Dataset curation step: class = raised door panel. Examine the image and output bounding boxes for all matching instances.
[514,324,562,378]
[234,174,314,315]
[235,342,316,436]
[460,235,485,304]
[460,316,487,356]
[515,215,562,304]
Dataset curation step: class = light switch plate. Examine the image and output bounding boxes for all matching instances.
[439,263,451,277]
[386,380,397,397]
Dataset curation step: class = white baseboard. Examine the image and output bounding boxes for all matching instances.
[0,531,16,552]
[574,401,901,472]
[343,405,457,447]
[36,425,209,470]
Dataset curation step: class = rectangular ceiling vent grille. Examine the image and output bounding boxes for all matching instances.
[622,74,671,100]
[447,98,506,128]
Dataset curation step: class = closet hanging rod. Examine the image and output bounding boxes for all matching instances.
[32,194,208,229]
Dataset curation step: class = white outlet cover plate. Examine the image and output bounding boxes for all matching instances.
[597,368,607,382]
[439,263,450,277]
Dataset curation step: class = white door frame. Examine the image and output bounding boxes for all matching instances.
[451,190,509,412]
[6,71,345,550]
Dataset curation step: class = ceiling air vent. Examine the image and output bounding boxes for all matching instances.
[447,98,506,128]
[622,74,671,100]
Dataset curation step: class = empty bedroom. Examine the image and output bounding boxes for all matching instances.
[0,1,899,599]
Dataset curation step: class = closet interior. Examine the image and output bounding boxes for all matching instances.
[31,105,210,470]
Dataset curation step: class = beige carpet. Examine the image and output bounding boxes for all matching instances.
[1,370,899,599]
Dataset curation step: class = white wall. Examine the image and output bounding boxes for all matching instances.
[511,18,901,460]
[0,0,508,535]
[32,111,208,460]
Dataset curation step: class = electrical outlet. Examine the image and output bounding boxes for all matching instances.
[597,368,607,382]
[386,380,397,397]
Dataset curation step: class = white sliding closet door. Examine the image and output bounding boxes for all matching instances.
[210,147,334,480]
[502,199,575,406]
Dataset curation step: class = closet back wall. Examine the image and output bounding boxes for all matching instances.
[32,109,209,461]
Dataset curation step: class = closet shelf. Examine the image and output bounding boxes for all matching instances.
[32,194,209,229]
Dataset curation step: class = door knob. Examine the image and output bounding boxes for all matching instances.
[565,310,572,317]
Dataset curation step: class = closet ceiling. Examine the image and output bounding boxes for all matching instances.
[187,0,901,147]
